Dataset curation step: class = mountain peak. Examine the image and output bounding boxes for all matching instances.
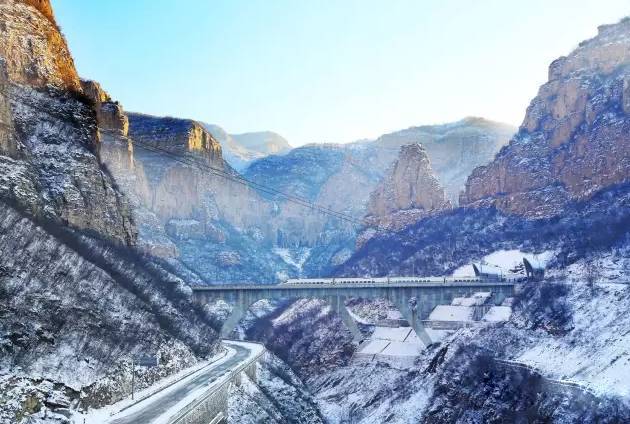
[361,142,452,239]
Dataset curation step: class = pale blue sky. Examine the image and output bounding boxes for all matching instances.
[52,0,629,146]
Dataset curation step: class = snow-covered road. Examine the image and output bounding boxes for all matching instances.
[76,340,264,424]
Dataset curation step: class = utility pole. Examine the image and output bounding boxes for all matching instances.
[131,357,135,400]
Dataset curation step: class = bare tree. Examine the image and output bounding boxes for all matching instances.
[583,255,600,295]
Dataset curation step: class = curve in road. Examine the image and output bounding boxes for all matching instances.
[110,343,250,424]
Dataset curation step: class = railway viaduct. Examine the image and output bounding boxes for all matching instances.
[191,281,515,346]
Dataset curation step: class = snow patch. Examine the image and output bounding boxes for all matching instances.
[452,249,556,276]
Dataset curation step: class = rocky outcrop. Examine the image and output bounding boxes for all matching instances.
[129,113,222,163]
[81,79,129,136]
[374,117,515,203]
[461,19,630,217]
[361,143,452,242]
[0,0,136,245]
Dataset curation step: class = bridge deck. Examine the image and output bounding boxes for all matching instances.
[191,282,515,291]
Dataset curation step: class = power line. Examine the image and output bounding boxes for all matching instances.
[129,138,364,226]
[4,88,436,260]
[128,138,445,241]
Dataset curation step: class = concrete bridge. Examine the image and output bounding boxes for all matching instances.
[191,280,516,346]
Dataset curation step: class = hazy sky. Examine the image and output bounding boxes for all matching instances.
[52,0,629,146]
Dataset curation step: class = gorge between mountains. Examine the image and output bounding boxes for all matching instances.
[1,1,630,423]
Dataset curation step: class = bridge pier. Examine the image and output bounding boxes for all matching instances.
[193,281,516,350]
[328,295,363,343]
[393,297,433,347]
[221,303,247,338]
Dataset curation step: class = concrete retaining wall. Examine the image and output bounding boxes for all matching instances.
[167,346,265,424]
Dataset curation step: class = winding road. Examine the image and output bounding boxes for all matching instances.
[109,342,252,424]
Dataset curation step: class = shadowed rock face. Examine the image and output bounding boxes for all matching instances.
[363,143,452,236]
[461,19,630,217]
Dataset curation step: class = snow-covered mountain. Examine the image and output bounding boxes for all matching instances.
[203,123,291,171]
[220,16,630,424]
[0,1,220,421]
[3,0,629,422]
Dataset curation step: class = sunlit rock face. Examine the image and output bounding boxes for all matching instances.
[0,0,136,245]
[358,143,452,246]
[0,0,80,92]
[373,117,516,204]
[81,79,129,136]
[461,19,630,217]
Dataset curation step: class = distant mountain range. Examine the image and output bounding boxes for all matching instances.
[203,124,291,171]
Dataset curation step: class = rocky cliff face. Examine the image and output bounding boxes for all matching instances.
[374,117,515,204]
[0,0,79,92]
[0,2,220,421]
[81,79,128,136]
[0,0,135,245]
[461,19,630,217]
[129,113,222,164]
[362,143,452,240]
[96,109,314,283]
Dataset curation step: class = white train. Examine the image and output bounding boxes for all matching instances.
[281,263,533,285]
[281,275,517,286]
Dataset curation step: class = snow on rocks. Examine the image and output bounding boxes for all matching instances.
[452,249,556,277]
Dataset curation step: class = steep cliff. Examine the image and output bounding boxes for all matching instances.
[0,0,79,92]
[96,110,311,283]
[362,143,452,239]
[461,19,630,217]
[129,113,222,164]
[0,2,220,421]
[81,79,128,136]
[0,0,136,245]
